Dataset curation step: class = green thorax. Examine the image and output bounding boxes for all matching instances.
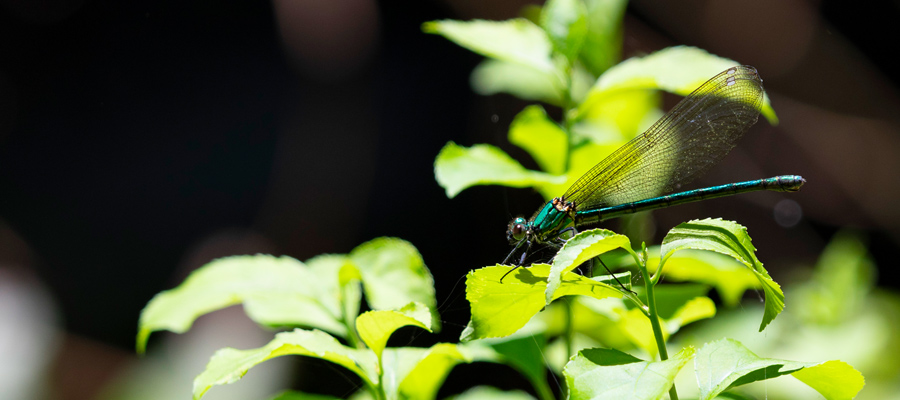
[529,198,575,243]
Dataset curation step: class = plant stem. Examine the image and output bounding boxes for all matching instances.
[531,373,557,400]
[638,254,678,400]
[376,359,387,400]
[563,298,574,358]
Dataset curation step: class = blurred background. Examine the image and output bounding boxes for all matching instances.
[1,0,898,399]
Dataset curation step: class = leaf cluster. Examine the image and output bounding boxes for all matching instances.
[135,1,866,399]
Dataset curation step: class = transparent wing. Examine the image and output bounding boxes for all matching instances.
[564,65,764,209]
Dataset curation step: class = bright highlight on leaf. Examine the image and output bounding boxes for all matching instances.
[137,238,440,354]
[356,302,432,360]
[434,142,564,198]
[661,218,783,331]
[422,19,557,74]
[349,238,440,330]
[577,46,778,125]
[545,229,633,304]
[508,105,568,175]
[471,59,564,104]
[136,255,346,354]
[694,339,864,400]
[564,346,695,400]
[462,264,621,341]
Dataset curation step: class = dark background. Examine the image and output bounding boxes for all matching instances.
[1,0,899,398]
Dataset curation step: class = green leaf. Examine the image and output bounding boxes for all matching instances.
[540,0,588,62]
[449,386,537,400]
[577,46,778,125]
[193,329,378,400]
[268,391,342,400]
[638,283,711,318]
[508,105,568,175]
[462,264,621,341]
[578,0,628,75]
[798,231,875,324]
[382,344,471,400]
[552,288,712,357]
[572,89,661,145]
[564,346,695,400]
[356,302,432,360]
[461,333,555,400]
[661,218,783,331]
[791,360,866,400]
[422,19,557,74]
[546,229,633,304]
[695,339,864,400]
[539,297,640,352]
[645,248,761,307]
[434,141,565,198]
[350,238,440,330]
[471,59,564,104]
[137,255,345,353]
[664,296,716,333]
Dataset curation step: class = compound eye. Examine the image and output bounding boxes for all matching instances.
[508,217,528,241]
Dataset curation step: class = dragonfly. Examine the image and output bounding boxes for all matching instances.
[502,65,804,282]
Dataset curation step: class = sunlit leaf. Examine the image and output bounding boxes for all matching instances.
[434,142,565,198]
[791,360,866,400]
[572,89,661,145]
[664,296,716,333]
[508,105,567,175]
[540,0,588,62]
[610,296,714,358]
[350,238,440,330]
[695,339,864,400]
[462,264,621,341]
[422,19,557,74]
[356,302,432,361]
[193,329,378,400]
[471,59,564,104]
[137,255,345,353]
[564,346,695,400]
[615,307,662,357]
[661,218,783,331]
[545,229,633,304]
[544,286,713,357]
[577,46,778,124]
